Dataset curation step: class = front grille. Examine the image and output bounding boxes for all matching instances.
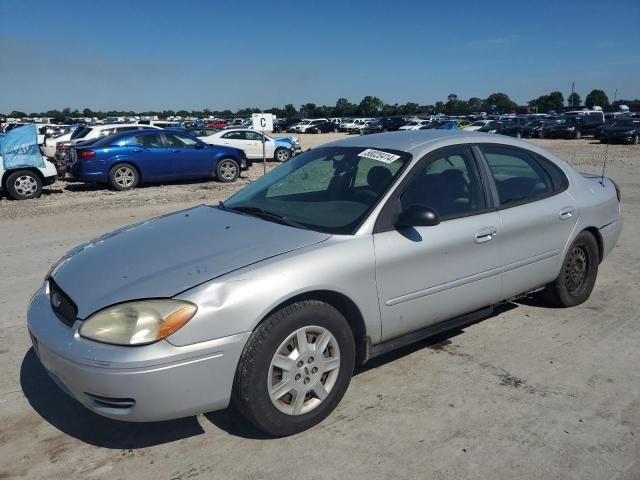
[49,278,78,327]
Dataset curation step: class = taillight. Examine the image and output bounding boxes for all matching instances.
[79,150,96,159]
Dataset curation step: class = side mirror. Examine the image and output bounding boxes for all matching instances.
[396,205,440,228]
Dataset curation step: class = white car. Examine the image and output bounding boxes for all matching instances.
[0,153,57,200]
[463,120,492,132]
[398,119,431,131]
[340,118,375,133]
[199,129,301,161]
[290,119,329,133]
[42,126,78,159]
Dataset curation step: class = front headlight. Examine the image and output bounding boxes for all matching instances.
[624,130,635,135]
[566,126,575,131]
[79,299,197,346]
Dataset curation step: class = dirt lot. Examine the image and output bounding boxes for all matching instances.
[1,133,639,480]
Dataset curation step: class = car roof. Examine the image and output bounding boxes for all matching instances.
[321,129,552,159]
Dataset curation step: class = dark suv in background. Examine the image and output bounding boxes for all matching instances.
[541,112,604,139]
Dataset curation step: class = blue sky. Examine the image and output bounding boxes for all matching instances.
[1,0,638,113]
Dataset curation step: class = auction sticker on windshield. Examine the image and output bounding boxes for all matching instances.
[358,148,401,164]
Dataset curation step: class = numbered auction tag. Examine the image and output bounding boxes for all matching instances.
[357,148,401,164]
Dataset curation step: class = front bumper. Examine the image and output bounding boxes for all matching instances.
[27,283,250,422]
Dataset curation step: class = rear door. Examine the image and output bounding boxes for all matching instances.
[476,144,577,298]
[374,145,503,340]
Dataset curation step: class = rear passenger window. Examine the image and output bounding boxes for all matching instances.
[480,145,554,206]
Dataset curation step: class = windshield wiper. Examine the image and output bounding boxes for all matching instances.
[222,204,310,230]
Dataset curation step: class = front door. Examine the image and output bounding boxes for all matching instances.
[163,133,211,178]
[373,145,503,340]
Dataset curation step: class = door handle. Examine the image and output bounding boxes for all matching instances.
[475,227,497,244]
[558,207,576,220]
[171,149,180,152]
[132,149,143,152]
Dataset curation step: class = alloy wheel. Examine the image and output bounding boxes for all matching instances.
[219,160,238,180]
[268,325,340,415]
[114,166,135,188]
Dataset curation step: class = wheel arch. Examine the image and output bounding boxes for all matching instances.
[109,160,143,183]
[2,167,45,190]
[260,290,368,365]
[583,226,604,263]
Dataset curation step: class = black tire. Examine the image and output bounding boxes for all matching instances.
[233,300,355,437]
[633,134,639,145]
[541,231,599,307]
[274,147,291,162]
[515,131,522,139]
[215,158,240,183]
[4,170,43,200]
[333,128,338,133]
[574,129,582,140]
[108,163,139,191]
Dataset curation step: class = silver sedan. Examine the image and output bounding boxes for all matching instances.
[27,130,623,436]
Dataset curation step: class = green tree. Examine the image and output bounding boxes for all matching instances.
[585,89,609,109]
[358,96,383,116]
[547,91,564,111]
[176,110,190,118]
[567,92,581,108]
[434,101,446,114]
[300,103,318,117]
[483,93,517,113]
[10,110,26,118]
[468,97,483,113]
[334,98,355,116]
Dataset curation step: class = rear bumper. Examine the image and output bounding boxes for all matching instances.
[27,283,249,422]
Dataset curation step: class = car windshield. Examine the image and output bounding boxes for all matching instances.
[611,120,636,128]
[222,146,411,234]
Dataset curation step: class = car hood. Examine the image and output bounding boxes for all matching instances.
[50,205,331,318]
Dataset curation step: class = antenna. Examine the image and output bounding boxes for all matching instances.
[600,88,618,185]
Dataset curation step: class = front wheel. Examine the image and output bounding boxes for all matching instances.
[233,300,355,436]
[515,131,522,139]
[274,147,291,162]
[108,163,139,191]
[5,170,43,200]
[574,129,582,139]
[216,158,240,182]
[632,134,639,145]
[541,231,599,307]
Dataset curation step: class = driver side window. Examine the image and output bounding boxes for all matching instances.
[401,147,486,220]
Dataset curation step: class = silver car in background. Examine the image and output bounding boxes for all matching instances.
[27,130,622,436]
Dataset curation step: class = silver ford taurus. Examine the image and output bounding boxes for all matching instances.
[27,130,622,436]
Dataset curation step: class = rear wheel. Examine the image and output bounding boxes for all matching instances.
[233,300,355,436]
[541,231,599,307]
[108,163,139,191]
[632,134,639,145]
[274,147,291,162]
[5,170,43,200]
[216,158,239,182]
[574,129,582,139]
[515,131,522,139]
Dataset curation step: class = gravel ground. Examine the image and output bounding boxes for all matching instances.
[0,133,639,480]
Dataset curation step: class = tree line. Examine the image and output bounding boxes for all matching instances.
[4,89,634,122]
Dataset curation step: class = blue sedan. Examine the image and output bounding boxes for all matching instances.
[68,129,249,190]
